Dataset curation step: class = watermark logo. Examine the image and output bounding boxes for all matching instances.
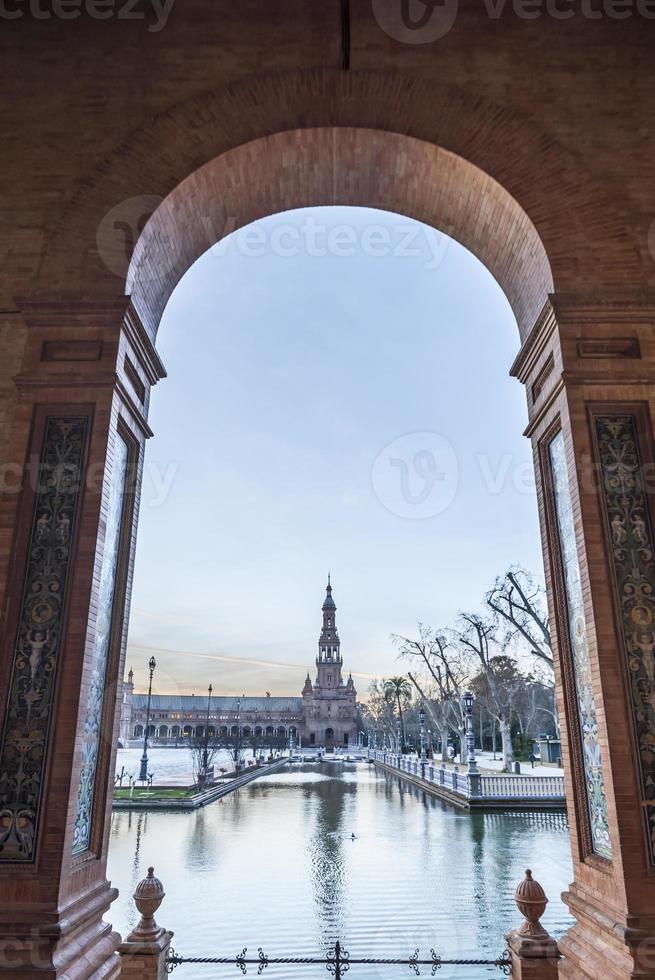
[96,194,163,279]
[0,0,175,30]
[371,432,459,519]
[372,0,655,44]
[96,203,453,282]
[372,0,459,43]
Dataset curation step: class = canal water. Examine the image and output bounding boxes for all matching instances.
[108,752,573,980]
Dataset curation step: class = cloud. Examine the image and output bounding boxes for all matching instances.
[127,641,381,683]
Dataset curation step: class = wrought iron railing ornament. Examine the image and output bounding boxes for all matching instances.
[164,940,512,976]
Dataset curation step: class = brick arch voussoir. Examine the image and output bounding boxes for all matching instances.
[42,68,640,341]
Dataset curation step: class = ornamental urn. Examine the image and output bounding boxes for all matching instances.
[132,867,165,938]
[514,869,549,938]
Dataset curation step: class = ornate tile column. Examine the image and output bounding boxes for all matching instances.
[511,296,655,979]
[0,299,165,979]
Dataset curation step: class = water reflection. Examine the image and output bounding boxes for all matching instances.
[108,757,572,980]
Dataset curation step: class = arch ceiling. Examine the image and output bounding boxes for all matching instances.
[44,70,641,344]
[126,127,553,341]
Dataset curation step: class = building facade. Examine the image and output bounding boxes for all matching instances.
[120,578,358,749]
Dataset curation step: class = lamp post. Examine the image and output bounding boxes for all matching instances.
[396,718,402,756]
[201,683,213,779]
[235,695,242,769]
[462,690,478,774]
[139,656,156,783]
[419,706,427,761]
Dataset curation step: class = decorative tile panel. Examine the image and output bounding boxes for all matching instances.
[0,417,88,862]
[549,430,613,861]
[72,434,128,855]
[594,412,655,865]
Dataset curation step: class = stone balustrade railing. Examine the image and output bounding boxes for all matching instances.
[119,865,560,979]
[371,750,565,802]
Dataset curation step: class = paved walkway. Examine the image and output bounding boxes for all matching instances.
[403,750,565,777]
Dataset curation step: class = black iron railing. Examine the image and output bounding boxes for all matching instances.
[165,941,511,976]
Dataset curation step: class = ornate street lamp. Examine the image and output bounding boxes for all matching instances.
[139,656,156,783]
[235,695,242,768]
[419,706,427,761]
[202,683,213,778]
[462,690,479,774]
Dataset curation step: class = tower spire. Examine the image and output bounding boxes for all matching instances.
[318,575,340,666]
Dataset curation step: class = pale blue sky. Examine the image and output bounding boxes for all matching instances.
[126,207,544,697]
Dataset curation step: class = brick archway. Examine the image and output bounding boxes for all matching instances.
[124,125,554,341]
[3,61,655,980]
[38,69,644,341]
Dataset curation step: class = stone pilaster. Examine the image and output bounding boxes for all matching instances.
[0,299,165,978]
[511,294,655,979]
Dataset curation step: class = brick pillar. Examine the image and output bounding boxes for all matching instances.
[506,870,560,980]
[511,296,655,979]
[0,299,165,978]
[119,868,173,980]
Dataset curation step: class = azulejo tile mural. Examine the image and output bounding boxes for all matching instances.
[594,412,655,866]
[0,417,88,862]
[72,435,128,856]
[549,430,613,861]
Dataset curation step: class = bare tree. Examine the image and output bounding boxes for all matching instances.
[454,613,516,770]
[486,567,553,671]
[393,625,468,762]
[362,679,397,743]
[189,733,222,787]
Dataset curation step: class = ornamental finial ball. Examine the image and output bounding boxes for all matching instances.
[514,868,549,938]
[132,866,165,938]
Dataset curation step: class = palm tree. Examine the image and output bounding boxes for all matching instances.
[383,676,412,751]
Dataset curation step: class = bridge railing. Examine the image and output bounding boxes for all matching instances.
[370,750,564,801]
[119,866,559,980]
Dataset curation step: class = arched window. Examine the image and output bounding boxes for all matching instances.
[158,725,168,738]
[133,724,144,738]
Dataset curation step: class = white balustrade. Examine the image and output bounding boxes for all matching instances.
[373,750,564,801]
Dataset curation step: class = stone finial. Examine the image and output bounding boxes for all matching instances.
[514,869,549,938]
[128,867,165,941]
[506,869,559,978]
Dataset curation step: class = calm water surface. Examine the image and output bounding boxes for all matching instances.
[109,751,573,980]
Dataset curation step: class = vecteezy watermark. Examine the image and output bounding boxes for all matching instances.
[372,0,655,44]
[0,455,178,509]
[206,214,452,269]
[372,0,458,44]
[96,201,454,282]
[96,194,164,279]
[0,0,175,30]
[371,432,459,520]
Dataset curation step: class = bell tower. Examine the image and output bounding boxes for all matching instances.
[315,574,342,690]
